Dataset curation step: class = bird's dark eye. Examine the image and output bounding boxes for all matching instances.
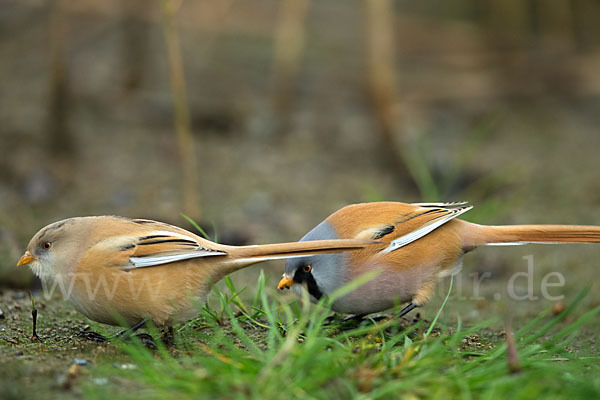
[41,242,52,250]
[303,265,312,273]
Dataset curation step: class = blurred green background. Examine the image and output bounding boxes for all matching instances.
[1,0,599,320]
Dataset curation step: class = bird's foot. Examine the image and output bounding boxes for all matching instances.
[31,332,44,342]
[323,314,369,327]
[130,333,157,349]
[113,318,149,340]
[365,314,389,323]
[340,314,368,325]
[77,319,163,348]
[78,330,109,343]
[77,330,158,349]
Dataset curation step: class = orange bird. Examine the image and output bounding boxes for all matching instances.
[17,216,372,331]
[279,202,600,318]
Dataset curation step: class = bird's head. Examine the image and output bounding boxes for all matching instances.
[17,218,84,279]
[277,220,349,302]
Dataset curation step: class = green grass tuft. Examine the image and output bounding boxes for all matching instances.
[84,278,600,400]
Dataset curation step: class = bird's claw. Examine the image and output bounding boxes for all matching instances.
[78,330,109,343]
[31,332,44,342]
[131,333,157,349]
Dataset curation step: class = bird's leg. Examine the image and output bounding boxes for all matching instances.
[412,280,436,308]
[31,308,40,341]
[113,318,149,340]
[400,279,437,320]
[29,291,43,342]
[117,319,160,349]
[398,303,417,318]
[78,318,149,343]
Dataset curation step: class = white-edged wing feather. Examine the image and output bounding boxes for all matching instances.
[129,250,226,268]
[120,230,227,269]
[381,205,473,253]
[411,201,468,207]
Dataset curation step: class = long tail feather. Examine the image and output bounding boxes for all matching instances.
[461,222,600,250]
[228,239,374,264]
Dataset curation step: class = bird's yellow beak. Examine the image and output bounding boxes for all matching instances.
[277,274,295,290]
[17,251,35,267]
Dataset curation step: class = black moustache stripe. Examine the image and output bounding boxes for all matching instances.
[293,268,323,300]
[305,273,323,300]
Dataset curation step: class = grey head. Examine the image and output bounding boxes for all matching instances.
[284,220,350,301]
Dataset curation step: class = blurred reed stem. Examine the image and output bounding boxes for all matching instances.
[365,0,412,184]
[160,0,201,219]
[47,0,73,160]
[120,0,150,93]
[270,0,310,135]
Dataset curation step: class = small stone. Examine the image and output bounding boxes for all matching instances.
[0,308,4,319]
[56,375,68,388]
[194,368,208,379]
[74,358,87,366]
[93,378,108,385]
[112,363,137,370]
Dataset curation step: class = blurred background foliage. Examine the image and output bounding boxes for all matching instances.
[1,0,599,318]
